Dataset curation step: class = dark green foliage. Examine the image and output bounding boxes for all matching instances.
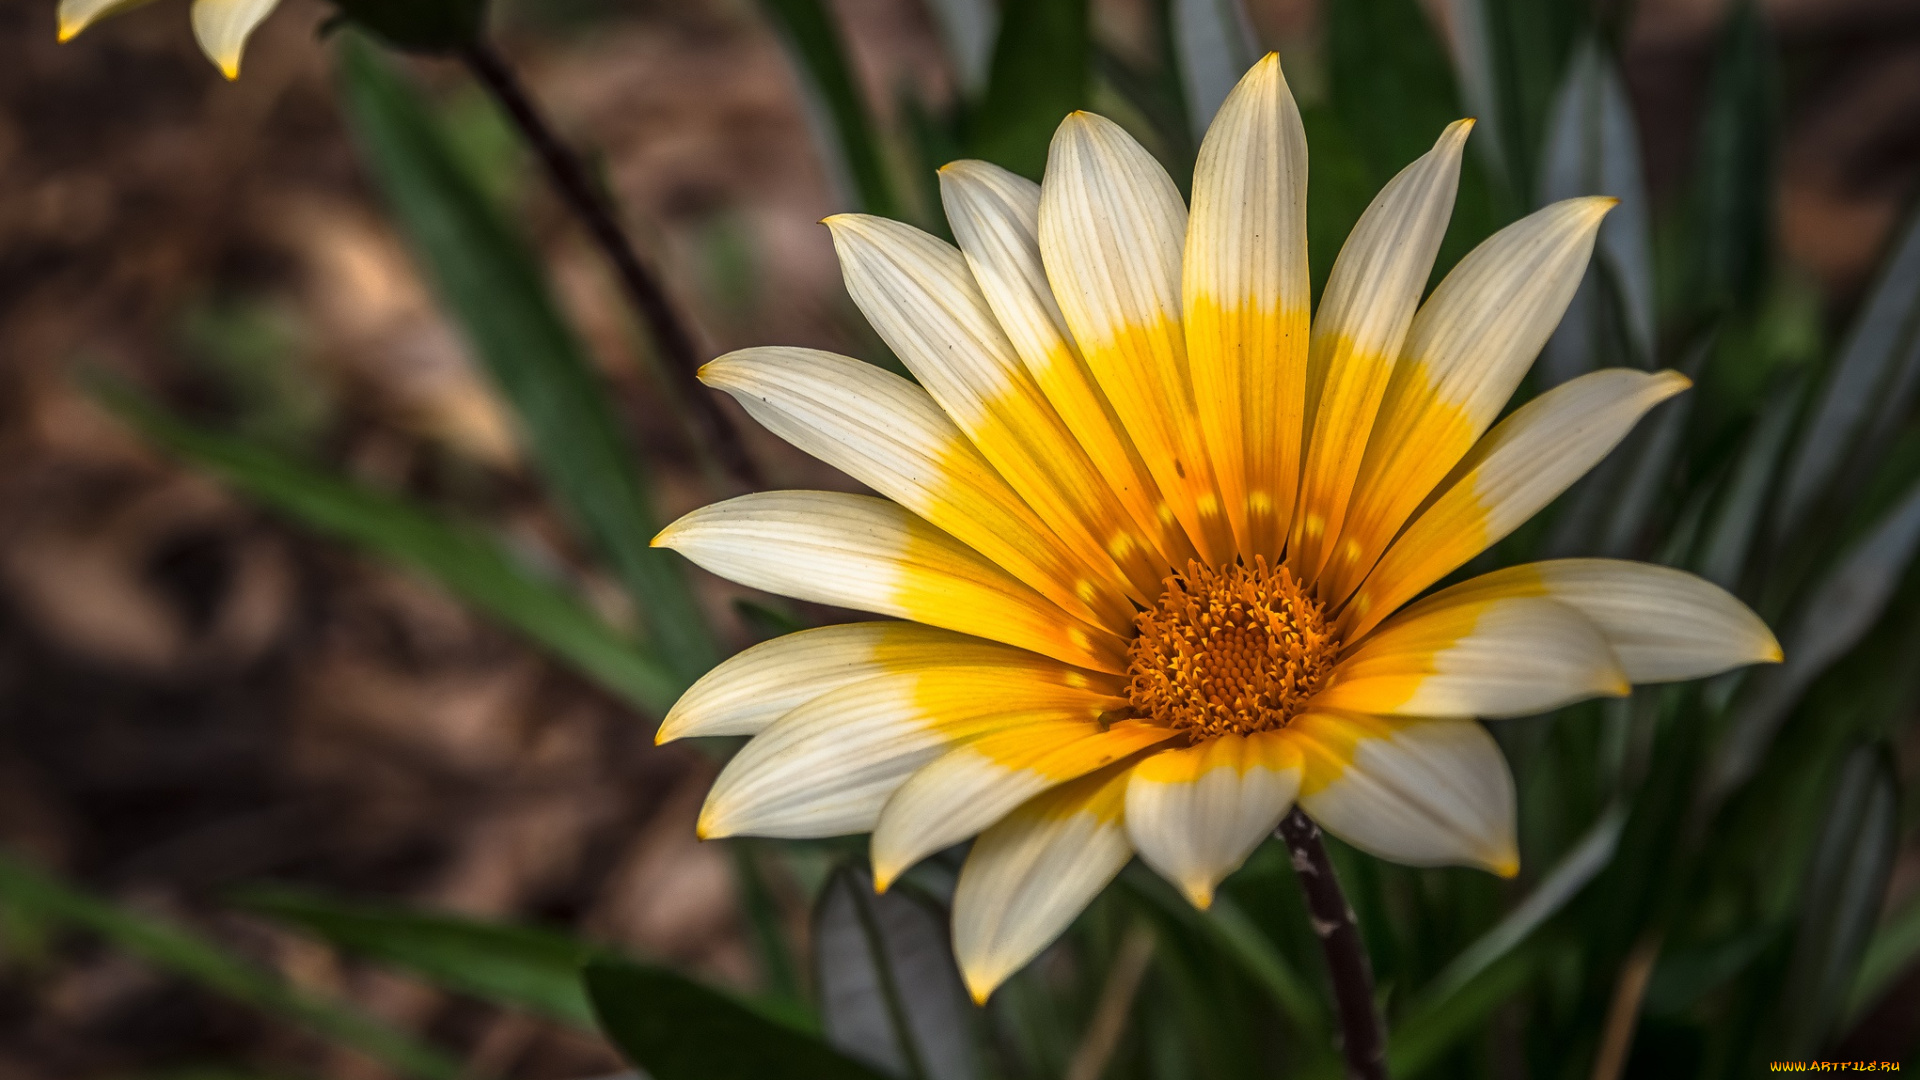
[329,0,487,53]
[965,0,1090,180]
[334,36,717,683]
[586,956,892,1080]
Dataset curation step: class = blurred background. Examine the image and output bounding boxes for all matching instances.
[2,0,1919,1076]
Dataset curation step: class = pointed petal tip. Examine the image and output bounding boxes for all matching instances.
[1185,884,1216,910]
[58,20,83,43]
[1491,853,1520,878]
[965,974,997,1006]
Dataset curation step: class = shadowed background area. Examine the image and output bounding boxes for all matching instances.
[1,0,1918,1076]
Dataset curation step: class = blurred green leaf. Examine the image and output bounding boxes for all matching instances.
[1388,946,1544,1077]
[757,0,900,216]
[925,0,998,95]
[0,852,460,1080]
[1327,0,1460,183]
[1690,0,1776,315]
[1538,38,1656,383]
[1694,383,1799,588]
[1712,472,1920,798]
[1170,0,1257,134]
[1776,200,1920,539]
[586,954,890,1080]
[1119,864,1326,1037]
[94,378,682,715]
[1418,805,1625,1009]
[328,0,487,53]
[1845,890,1920,1023]
[1777,747,1898,1055]
[334,36,717,685]
[233,884,597,1027]
[814,866,978,1080]
[1324,0,1502,286]
[965,0,1089,180]
[1449,0,1581,193]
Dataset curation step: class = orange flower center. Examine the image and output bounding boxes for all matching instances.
[1126,557,1339,738]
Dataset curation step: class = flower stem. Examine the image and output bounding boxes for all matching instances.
[1277,808,1388,1080]
[458,41,761,489]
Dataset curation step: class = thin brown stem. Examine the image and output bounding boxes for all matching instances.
[459,40,761,489]
[1277,808,1388,1080]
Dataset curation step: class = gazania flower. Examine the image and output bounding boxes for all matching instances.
[655,56,1779,1002]
[58,0,282,79]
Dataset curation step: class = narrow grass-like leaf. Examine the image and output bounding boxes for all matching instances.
[1776,201,1920,538]
[814,866,978,1080]
[1713,472,1920,796]
[94,378,681,715]
[756,0,899,217]
[1118,864,1326,1035]
[925,0,999,95]
[232,885,598,1027]
[1170,0,1257,133]
[1690,0,1775,314]
[1778,747,1897,1055]
[586,955,890,1080]
[1845,891,1920,1023]
[334,37,717,684]
[0,852,460,1080]
[1695,383,1800,587]
[1388,946,1544,1077]
[965,0,1088,180]
[1538,39,1656,383]
[1417,805,1626,1008]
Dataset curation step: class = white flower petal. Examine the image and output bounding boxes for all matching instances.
[1292,120,1473,577]
[952,764,1137,1003]
[1324,197,1616,602]
[870,720,1173,889]
[1292,713,1518,876]
[191,0,280,78]
[697,662,1123,840]
[1124,732,1301,908]
[702,347,1130,630]
[1318,593,1629,719]
[1040,111,1236,563]
[654,491,1127,673]
[1413,559,1783,684]
[1343,368,1691,640]
[1184,54,1312,558]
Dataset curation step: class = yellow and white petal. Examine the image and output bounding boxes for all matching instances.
[1184,54,1312,559]
[871,720,1173,889]
[826,214,1162,604]
[1322,197,1617,603]
[1290,713,1518,876]
[1409,559,1783,684]
[1316,594,1628,719]
[1292,120,1473,577]
[1124,731,1302,908]
[658,622,1119,743]
[1342,368,1691,640]
[952,764,1136,1003]
[57,0,155,40]
[938,160,1189,573]
[1039,111,1236,564]
[702,347,1131,631]
[654,491,1128,673]
[698,661,1125,840]
[190,0,279,79]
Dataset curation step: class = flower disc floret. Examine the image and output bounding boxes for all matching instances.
[1127,558,1339,738]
